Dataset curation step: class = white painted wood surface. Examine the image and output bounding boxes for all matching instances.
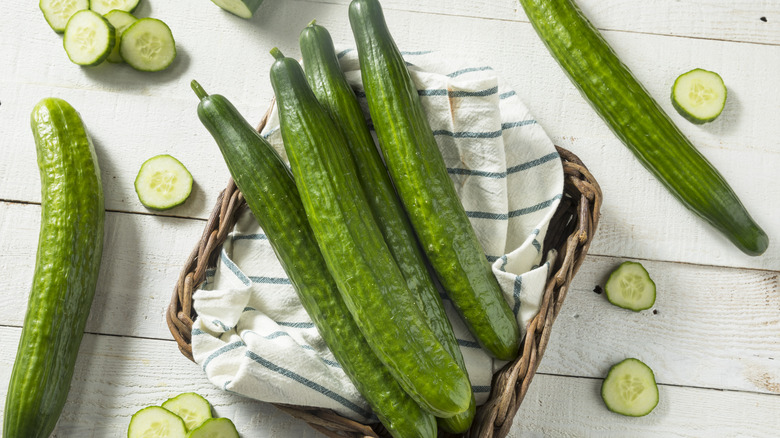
[0,0,778,436]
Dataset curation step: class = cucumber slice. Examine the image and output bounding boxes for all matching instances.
[89,0,140,15]
[128,406,187,438]
[185,418,239,438]
[63,9,115,66]
[671,68,727,124]
[604,261,656,312]
[601,358,659,417]
[104,9,137,63]
[134,154,193,210]
[209,0,264,19]
[161,393,212,431]
[40,0,89,32]
[119,18,176,72]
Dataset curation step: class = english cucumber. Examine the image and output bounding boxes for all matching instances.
[348,0,520,361]
[192,80,437,438]
[671,68,727,124]
[517,0,768,256]
[269,48,471,418]
[3,98,105,438]
[299,21,475,433]
[601,358,659,417]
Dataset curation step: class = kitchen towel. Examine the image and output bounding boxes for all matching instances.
[191,49,564,422]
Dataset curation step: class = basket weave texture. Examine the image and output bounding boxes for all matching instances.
[167,107,602,438]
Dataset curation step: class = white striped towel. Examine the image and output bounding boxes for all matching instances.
[191,49,564,422]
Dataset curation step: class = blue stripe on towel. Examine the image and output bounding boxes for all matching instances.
[220,252,250,286]
[448,152,556,179]
[501,119,537,130]
[233,233,268,241]
[248,276,291,285]
[202,340,246,371]
[277,321,316,329]
[512,276,523,316]
[505,152,560,174]
[457,339,481,349]
[433,129,502,139]
[245,350,372,419]
[473,385,492,393]
[499,90,516,99]
[465,194,562,220]
[448,66,493,77]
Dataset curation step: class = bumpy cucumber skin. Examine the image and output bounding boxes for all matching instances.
[269,52,472,418]
[671,68,727,125]
[299,22,476,433]
[518,0,767,256]
[348,0,520,361]
[3,98,104,438]
[193,83,436,438]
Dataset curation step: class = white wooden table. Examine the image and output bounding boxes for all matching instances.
[1,0,779,436]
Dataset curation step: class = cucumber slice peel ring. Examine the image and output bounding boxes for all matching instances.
[134,154,193,210]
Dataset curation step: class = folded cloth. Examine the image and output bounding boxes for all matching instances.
[191,49,564,422]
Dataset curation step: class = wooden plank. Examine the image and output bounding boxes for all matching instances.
[514,373,780,437]
[305,0,780,46]
[0,201,205,340]
[0,327,325,437]
[1,2,777,270]
[1,326,778,437]
[1,200,777,398]
[538,255,780,395]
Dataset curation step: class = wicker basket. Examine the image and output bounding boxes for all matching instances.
[167,106,602,438]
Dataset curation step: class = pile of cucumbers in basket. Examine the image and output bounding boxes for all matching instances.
[191,0,520,436]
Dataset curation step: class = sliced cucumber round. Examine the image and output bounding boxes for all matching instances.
[119,17,176,72]
[604,261,656,312]
[104,9,137,63]
[40,0,89,32]
[671,68,727,124]
[89,0,140,15]
[63,9,115,66]
[209,0,264,19]
[134,154,193,210]
[127,406,187,438]
[601,358,659,417]
[185,418,239,438]
[161,393,212,431]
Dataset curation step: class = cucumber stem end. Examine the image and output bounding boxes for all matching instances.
[270,47,285,60]
[191,80,209,100]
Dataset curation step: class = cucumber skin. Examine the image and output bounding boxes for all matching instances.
[299,22,476,433]
[209,0,264,19]
[269,53,472,418]
[3,98,104,438]
[518,0,768,256]
[348,0,520,361]
[194,86,437,438]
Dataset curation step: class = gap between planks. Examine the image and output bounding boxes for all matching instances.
[0,198,208,223]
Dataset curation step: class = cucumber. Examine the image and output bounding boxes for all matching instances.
[517,0,768,256]
[209,0,264,19]
[40,0,89,32]
[671,68,727,124]
[299,21,475,433]
[63,9,115,66]
[161,393,212,431]
[3,98,104,438]
[601,358,659,417]
[269,48,471,418]
[119,18,176,72]
[104,9,137,63]
[604,261,656,312]
[127,406,187,438]
[348,0,520,361]
[185,418,238,438]
[134,154,193,210]
[192,80,437,438]
[89,0,140,15]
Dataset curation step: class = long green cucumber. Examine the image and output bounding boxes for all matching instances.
[298,21,476,433]
[269,49,472,418]
[348,0,520,361]
[518,0,768,256]
[3,98,105,438]
[191,81,437,438]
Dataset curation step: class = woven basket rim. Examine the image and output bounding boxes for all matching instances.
[166,103,602,438]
